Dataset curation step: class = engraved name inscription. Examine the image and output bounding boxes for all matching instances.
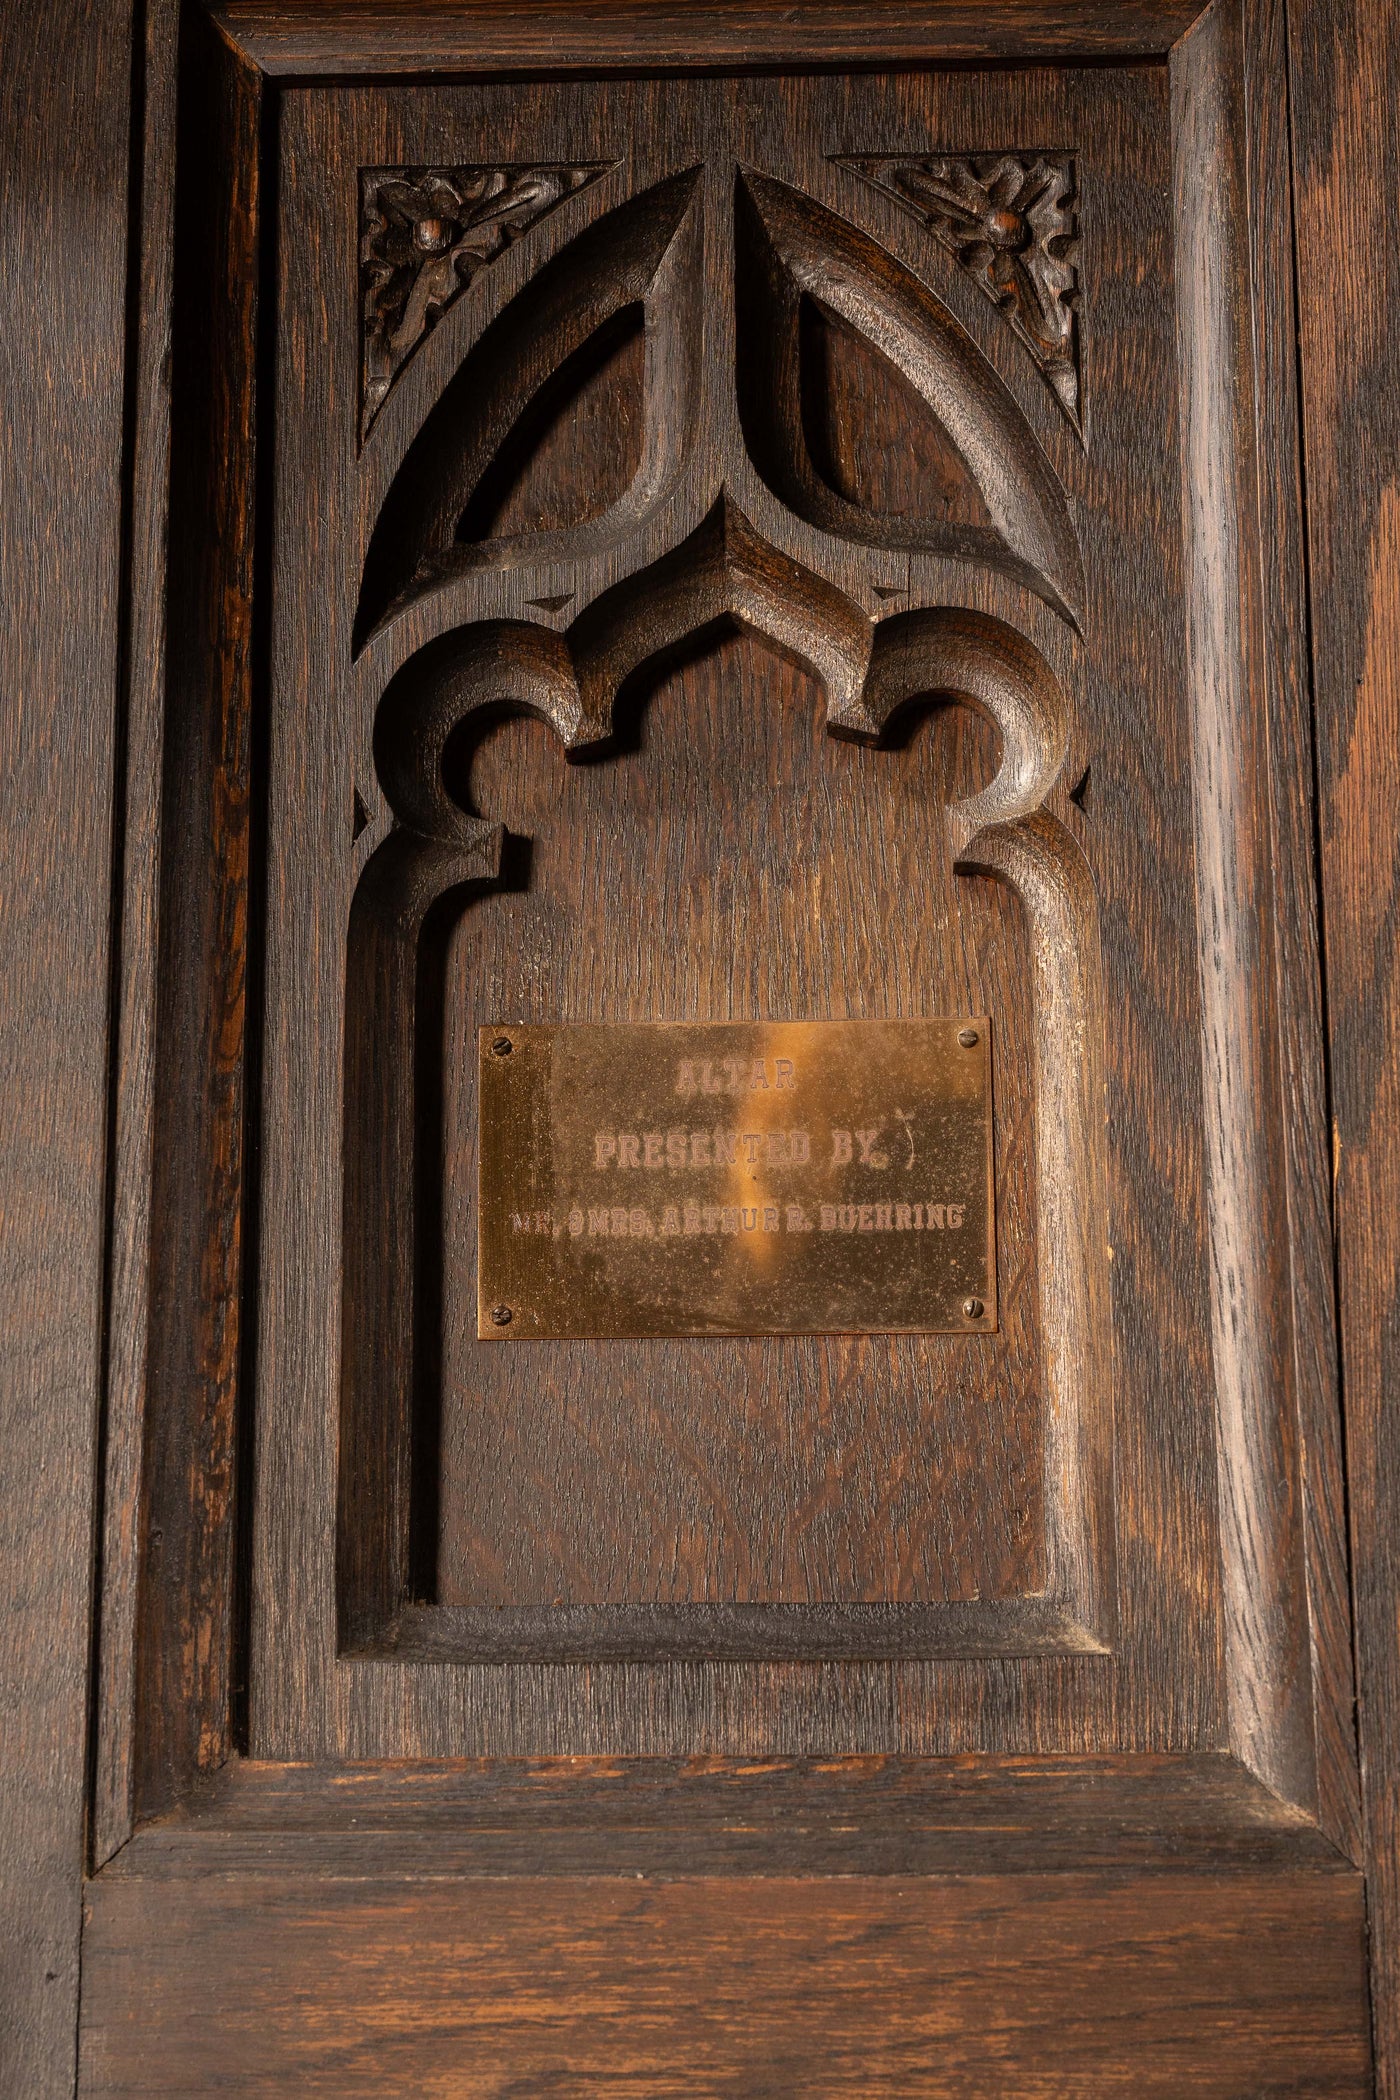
[477,1019,996,1339]
[511,1199,966,1237]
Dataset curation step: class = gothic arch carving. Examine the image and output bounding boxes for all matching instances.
[355,162,1083,659]
[341,562,1111,1650]
[339,157,1109,1658]
[359,163,615,444]
[833,154,1083,435]
[355,168,705,650]
[734,171,1084,621]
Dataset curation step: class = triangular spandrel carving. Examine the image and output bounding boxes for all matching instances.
[359,163,613,442]
[834,154,1083,436]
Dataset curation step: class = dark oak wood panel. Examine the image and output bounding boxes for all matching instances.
[1173,0,1322,1817]
[128,7,262,1829]
[434,648,1042,1614]
[79,1861,1370,2098]
[1290,0,1400,2085]
[214,0,1210,76]
[89,0,182,1874]
[1240,0,1360,1865]
[0,0,132,2092]
[250,58,1230,1758]
[33,0,1383,2089]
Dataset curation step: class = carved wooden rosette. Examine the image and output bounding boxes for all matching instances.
[341,153,1110,1658]
[359,162,612,441]
[835,153,1083,434]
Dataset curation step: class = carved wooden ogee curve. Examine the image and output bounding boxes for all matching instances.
[341,148,1113,1656]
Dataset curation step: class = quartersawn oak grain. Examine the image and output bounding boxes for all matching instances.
[1290,0,1400,2084]
[259,60,1187,1764]
[213,0,1210,75]
[101,1752,1361,1878]
[69,0,1379,2091]
[90,0,181,1874]
[130,5,261,1827]
[0,0,131,2092]
[79,1861,1370,2098]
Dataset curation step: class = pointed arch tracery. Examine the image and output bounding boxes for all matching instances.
[339,159,1111,1655]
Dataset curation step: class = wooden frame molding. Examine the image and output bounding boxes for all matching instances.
[212,0,1212,74]
[1289,0,1400,2086]
[0,0,1382,2090]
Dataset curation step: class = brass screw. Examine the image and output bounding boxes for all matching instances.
[491,1304,513,1326]
[957,1027,979,1048]
[963,1297,985,1320]
[492,1036,513,1057]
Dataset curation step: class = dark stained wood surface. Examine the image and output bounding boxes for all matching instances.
[435,647,1043,1615]
[90,0,181,1873]
[1239,0,1360,1865]
[42,0,1385,2089]
[214,0,1210,75]
[79,1859,1371,2097]
[251,62,1230,1756]
[128,7,262,1827]
[0,0,132,2091]
[101,1752,1359,1878]
[1290,0,1400,2085]
[1171,0,1325,1818]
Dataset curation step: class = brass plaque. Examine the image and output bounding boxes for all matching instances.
[477,1019,995,1339]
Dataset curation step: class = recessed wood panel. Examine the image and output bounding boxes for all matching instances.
[243,55,1231,1753]
[438,650,1031,1611]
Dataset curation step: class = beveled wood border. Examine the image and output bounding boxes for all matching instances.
[212,0,1209,74]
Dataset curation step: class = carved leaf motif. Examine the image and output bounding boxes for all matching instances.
[835,155,1082,434]
[360,163,611,441]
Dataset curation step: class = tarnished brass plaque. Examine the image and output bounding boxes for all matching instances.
[477,1019,995,1339]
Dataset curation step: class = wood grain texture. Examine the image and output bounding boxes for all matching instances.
[102,1752,1358,1878]
[252,63,1218,1759]
[1171,0,1319,1816]
[57,2,1378,2092]
[90,0,181,1874]
[130,9,261,1822]
[1239,0,1360,1861]
[213,0,1211,75]
[78,1860,1370,2097]
[0,0,132,2090]
[1289,0,1400,2081]
[432,656,1043,1618]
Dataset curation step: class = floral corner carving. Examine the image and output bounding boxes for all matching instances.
[359,162,612,442]
[835,153,1083,435]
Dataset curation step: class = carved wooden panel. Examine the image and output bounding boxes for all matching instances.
[51,1,1375,2088]
[202,50,1329,1785]
[243,61,1192,1755]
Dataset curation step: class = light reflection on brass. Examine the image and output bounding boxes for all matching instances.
[477,1018,996,1339]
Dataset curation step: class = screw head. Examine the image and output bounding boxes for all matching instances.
[963,1297,985,1321]
[490,1304,513,1327]
[491,1036,513,1057]
[957,1027,979,1048]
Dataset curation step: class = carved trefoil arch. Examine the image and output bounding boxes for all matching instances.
[340,152,1112,1663]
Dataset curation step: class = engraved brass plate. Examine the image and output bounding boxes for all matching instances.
[477,1019,995,1339]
